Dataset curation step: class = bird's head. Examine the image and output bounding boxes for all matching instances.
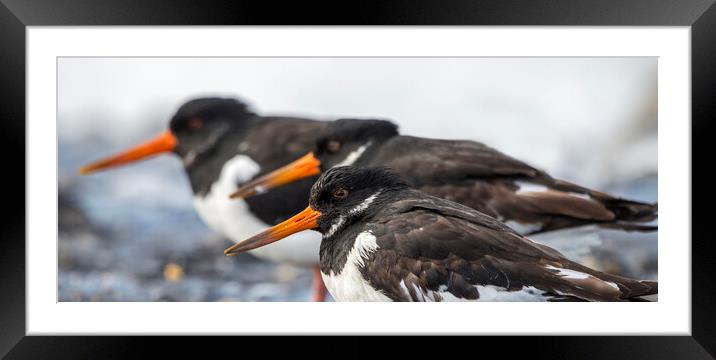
[224,166,407,255]
[228,118,398,199]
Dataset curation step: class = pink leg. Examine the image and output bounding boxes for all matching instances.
[311,266,328,302]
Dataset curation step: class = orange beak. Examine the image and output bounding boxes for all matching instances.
[79,130,178,175]
[224,206,321,256]
[229,152,321,199]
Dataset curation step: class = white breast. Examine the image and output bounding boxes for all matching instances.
[193,154,320,267]
[321,231,392,301]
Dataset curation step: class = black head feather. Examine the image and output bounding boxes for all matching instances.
[314,119,399,169]
[168,97,257,160]
[309,166,409,236]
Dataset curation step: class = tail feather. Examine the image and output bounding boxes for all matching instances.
[539,176,658,227]
[566,261,658,301]
[620,279,658,299]
[601,198,658,223]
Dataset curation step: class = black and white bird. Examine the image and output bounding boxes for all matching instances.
[80,97,331,301]
[231,118,657,235]
[225,166,658,302]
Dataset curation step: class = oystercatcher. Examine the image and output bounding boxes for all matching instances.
[79,97,331,301]
[231,119,657,235]
[225,166,658,302]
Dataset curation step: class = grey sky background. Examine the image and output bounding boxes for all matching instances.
[58,57,657,189]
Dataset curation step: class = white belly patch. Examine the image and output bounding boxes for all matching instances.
[322,231,391,301]
[193,154,320,266]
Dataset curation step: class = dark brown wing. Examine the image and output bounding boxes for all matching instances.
[368,136,657,234]
[371,136,542,185]
[361,194,657,302]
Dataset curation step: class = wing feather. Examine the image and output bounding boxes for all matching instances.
[361,195,656,302]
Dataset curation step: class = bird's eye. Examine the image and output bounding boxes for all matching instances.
[327,140,341,153]
[188,117,204,130]
[332,188,349,199]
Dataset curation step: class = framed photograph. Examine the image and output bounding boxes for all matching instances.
[2,0,713,357]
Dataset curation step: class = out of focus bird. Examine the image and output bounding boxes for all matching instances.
[80,97,331,301]
[230,118,658,235]
[225,166,658,302]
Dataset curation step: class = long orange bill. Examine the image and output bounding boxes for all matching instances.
[224,206,321,256]
[229,152,321,199]
[79,130,178,175]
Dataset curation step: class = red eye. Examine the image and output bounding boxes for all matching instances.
[188,117,204,130]
[332,188,349,199]
[327,140,341,153]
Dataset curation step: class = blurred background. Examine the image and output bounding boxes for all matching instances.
[58,57,657,301]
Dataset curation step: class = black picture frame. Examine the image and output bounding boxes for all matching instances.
[1,0,714,357]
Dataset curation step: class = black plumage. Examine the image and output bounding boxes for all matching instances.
[234,118,658,234]
[227,166,658,302]
[80,97,332,301]
[85,97,328,224]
